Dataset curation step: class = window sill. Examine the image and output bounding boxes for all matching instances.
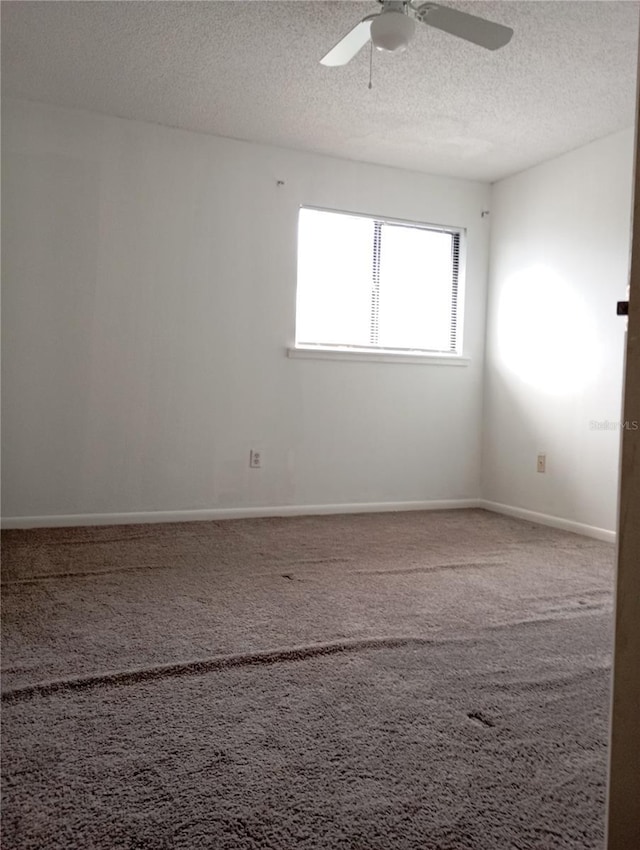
[287,346,470,366]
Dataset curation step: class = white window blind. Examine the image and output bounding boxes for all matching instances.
[295,207,462,355]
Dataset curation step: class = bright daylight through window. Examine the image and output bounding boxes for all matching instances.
[295,207,462,357]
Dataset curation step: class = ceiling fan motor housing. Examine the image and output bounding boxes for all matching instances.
[371,4,416,53]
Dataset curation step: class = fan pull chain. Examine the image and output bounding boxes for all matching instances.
[368,41,373,89]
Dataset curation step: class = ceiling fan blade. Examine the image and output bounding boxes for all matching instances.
[415,3,513,51]
[320,17,374,66]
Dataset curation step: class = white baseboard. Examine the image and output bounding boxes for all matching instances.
[1,499,482,530]
[479,500,616,543]
[1,499,617,542]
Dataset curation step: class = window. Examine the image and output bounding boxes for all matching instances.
[294,207,463,358]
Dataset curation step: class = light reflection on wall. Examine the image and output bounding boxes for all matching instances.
[496,265,599,395]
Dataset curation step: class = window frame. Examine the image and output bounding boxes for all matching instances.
[291,205,468,365]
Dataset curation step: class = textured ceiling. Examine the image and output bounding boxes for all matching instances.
[2,0,639,181]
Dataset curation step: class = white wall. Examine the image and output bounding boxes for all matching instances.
[483,129,635,534]
[1,98,490,522]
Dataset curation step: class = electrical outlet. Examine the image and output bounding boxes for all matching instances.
[537,453,546,474]
[249,449,262,469]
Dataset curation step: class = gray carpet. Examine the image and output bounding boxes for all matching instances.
[1,509,615,849]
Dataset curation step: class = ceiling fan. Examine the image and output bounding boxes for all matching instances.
[320,0,513,66]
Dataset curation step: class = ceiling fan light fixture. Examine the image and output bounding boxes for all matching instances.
[370,11,416,53]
